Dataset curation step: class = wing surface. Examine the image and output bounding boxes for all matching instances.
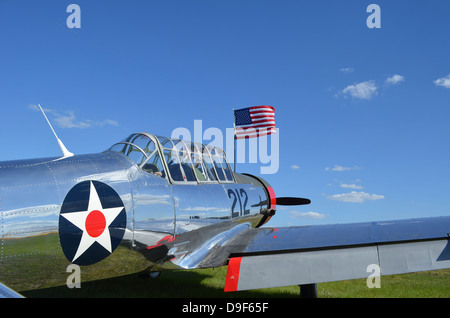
[224,216,450,291]
[0,282,23,298]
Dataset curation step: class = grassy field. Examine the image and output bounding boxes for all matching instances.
[21,267,450,298]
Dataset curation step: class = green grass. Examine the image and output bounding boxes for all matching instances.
[21,267,450,298]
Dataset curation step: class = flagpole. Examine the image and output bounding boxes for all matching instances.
[233,109,237,172]
[234,134,237,172]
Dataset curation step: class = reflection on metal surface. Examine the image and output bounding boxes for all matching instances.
[0,133,274,292]
[0,153,137,290]
[2,131,449,296]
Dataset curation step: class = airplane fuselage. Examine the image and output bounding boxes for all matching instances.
[0,150,273,291]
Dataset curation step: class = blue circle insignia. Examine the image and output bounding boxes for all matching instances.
[59,180,127,265]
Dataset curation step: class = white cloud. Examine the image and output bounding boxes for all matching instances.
[340,183,364,189]
[326,191,384,203]
[102,119,120,127]
[342,80,378,100]
[340,67,354,74]
[290,164,300,170]
[54,111,92,128]
[289,211,326,219]
[325,165,360,172]
[29,105,119,129]
[434,74,450,88]
[385,74,405,85]
[28,104,45,112]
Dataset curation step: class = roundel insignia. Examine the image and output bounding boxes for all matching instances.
[59,180,127,265]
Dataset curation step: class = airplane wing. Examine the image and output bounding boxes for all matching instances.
[219,216,450,292]
[0,283,23,298]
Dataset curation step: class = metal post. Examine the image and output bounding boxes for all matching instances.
[233,135,236,172]
[233,109,236,172]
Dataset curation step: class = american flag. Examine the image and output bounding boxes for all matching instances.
[234,105,276,139]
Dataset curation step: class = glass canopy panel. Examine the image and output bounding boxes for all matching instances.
[109,133,234,183]
[127,145,146,165]
[109,143,127,154]
[164,148,184,181]
[180,153,195,181]
[131,134,155,156]
[156,136,175,149]
[201,146,218,181]
[212,155,226,181]
[192,142,208,181]
[176,140,196,182]
[222,160,233,181]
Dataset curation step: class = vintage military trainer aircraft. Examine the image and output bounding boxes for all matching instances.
[0,113,449,297]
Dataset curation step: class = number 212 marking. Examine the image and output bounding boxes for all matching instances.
[228,188,250,218]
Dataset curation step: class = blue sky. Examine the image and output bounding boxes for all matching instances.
[1,0,449,227]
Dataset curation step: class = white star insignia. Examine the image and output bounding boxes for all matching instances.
[61,181,124,263]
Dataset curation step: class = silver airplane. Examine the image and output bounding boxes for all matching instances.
[0,115,449,297]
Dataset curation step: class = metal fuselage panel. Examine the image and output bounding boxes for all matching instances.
[0,153,136,290]
[0,152,268,291]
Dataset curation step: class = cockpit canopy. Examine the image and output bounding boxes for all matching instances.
[108,133,234,183]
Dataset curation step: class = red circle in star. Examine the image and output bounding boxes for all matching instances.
[85,210,106,238]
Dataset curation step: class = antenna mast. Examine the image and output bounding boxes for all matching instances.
[38,104,74,158]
